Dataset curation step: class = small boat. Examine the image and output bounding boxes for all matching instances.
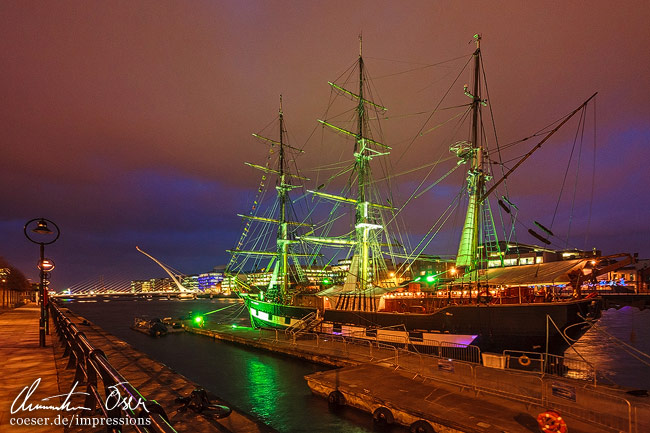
[131,317,168,337]
[161,317,186,332]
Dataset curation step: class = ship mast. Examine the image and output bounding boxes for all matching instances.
[455,34,486,272]
[277,95,291,302]
[227,97,313,302]
[355,35,376,290]
[302,35,391,295]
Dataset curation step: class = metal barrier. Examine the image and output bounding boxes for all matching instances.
[543,381,632,432]
[504,349,597,384]
[50,302,177,433]
[383,348,642,433]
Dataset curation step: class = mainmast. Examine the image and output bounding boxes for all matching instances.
[304,36,391,295]
[354,34,378,290]
[455,34,486,271]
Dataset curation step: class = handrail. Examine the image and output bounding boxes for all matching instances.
[50,302,177,433]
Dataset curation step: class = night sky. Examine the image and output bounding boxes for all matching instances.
[2,1,649,289]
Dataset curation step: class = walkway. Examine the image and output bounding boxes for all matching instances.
[0,305,64,433]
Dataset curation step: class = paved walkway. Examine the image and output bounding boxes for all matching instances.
[0,305,64,433]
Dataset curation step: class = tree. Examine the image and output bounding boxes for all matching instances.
[0,256,31,291]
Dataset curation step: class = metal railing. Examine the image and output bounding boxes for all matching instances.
[50,302,177,433]
[381,348,647,433]
[503,350,597,384]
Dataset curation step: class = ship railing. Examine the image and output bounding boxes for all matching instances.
[49,302,178,433]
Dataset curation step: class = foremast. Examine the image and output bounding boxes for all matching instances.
[275,96,292,302]
[227,97,311,303]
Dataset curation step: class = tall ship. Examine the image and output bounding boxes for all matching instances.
[229,35,633,357]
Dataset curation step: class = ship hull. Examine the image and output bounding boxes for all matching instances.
[243,295,601,356]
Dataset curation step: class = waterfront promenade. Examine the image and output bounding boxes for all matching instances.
[0,305,64,432]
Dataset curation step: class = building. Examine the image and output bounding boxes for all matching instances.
[197,272,224,292]
[602,257,649,292]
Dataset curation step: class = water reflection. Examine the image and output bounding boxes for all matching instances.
[64,298,404,433]
[570,307,650,389]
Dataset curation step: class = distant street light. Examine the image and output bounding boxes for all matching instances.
[24,218,60,348]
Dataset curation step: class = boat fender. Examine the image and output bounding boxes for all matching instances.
[327,390,345,409]
[536,410,567,433]
[518,355,531,366]
[372,407,394,426]
[410,420,436,433]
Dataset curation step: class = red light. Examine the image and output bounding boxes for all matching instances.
[38,258,55,272]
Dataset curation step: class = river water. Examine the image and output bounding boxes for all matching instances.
[62,298,650,432]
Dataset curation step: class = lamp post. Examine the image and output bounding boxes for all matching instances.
[24,218,60,347]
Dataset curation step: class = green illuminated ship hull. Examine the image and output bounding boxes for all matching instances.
[243,295,317,329]
[242,294,601,356]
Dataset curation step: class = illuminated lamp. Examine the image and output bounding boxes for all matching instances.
[38,258,55,272]
[32,219,53,235]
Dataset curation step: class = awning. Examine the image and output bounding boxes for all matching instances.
[452,259,588,286]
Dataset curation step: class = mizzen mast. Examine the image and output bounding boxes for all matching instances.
[455,34,487,272]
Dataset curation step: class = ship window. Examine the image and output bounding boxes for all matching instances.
[285,317,291,325]
[535,257,543,264]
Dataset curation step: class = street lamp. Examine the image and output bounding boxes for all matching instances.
[24,218,60,347]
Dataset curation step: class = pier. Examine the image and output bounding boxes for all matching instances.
[187,324,650,433]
